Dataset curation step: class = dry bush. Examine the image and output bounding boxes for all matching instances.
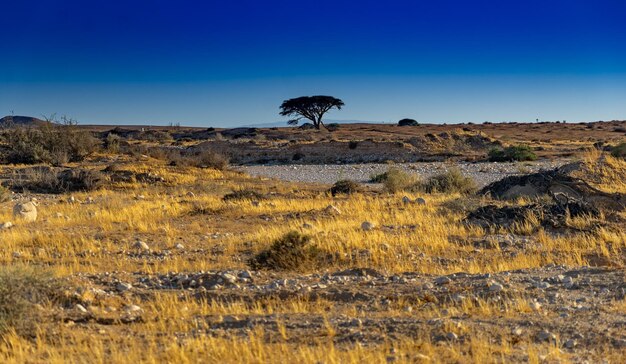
[418,168,477,194]
[378,168,418,193]
[611,142,626,160]
[9,167,104,194]
[143,147,228,170]
[1,120,100,165]
[250,231,326,271]
[0,266,68,336]
[0,185,10,203]
[223,189,265,202]
[330,180,359,196]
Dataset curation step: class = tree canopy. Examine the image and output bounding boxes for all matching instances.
[279,96,344,130]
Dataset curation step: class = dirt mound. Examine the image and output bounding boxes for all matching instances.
[479,164,625,211]
[466,200,600,230]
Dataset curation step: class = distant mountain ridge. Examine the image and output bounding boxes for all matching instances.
[0,115,49,127]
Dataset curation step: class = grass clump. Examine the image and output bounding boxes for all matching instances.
[419,168,477,194]
[223,189,265,201]
[378,168,418,193]
[0,266,67,335]
[250,231,324,271]
[330,180,359,196]
[488,145,537,162]
[611,142,626,160]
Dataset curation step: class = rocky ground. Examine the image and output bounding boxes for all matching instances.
[238,160,569,186]
[70,264,626,361]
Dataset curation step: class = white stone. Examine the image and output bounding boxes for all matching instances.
[133,241,150,251]
[13,202,37,222]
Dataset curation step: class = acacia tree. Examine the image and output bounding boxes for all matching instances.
[279,95,344,130]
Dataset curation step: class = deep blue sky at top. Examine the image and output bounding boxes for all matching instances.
[1,0,625,126]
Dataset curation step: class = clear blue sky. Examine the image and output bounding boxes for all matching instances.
[1,0,625,127]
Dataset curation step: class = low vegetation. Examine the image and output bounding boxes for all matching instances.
[250,231,326,271]
[488,145,537,162]
[611,142,626,159]
[0,119,99,165]
[0,266,67,336]
[419,168,478,194]
[330,179,359,196]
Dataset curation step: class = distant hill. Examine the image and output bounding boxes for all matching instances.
[0,115,50,127]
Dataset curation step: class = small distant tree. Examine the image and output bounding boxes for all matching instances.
[398,118,419,126]
[279,96,344,130]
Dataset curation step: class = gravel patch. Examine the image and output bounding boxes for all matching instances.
[238,160,570,187]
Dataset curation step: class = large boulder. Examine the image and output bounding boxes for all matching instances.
[13,202,38,222]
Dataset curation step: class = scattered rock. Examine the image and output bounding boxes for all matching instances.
[415,197,426,205]
[13,202,38,222]
[324,205,341,215]
[435,276,452,285]
[402,196,412,204]
[537,330,556,342]
[0,222,14,230]
[489,282,504,292]
[133,241,150,251]
[361,221,375,231]
[174,243,185,250]
[446,332,459,341]
[116,282,133,292]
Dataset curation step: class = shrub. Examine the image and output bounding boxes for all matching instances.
[292,152,305,161]
[380,168,418,193]
[348,140,359,149]
[0,185,10,202]
[1,119,99,165]
[419,168,477,194]
[0,266,68,335]
[146,148,228,170]
[330,179,359,196]
[326,123,340,131]
[488,145,537,162]
[8,167,104,194]
[104,133,123,153]
[611,142,626,159]
[250,231,324,271]
[223,189,265,201]
[398,118,419,126]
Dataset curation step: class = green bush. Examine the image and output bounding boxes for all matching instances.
[330,179,359,196]
[611,142,626,159]
[488,145,537,162]
[419,168,477,194]
[250,231,324,271]
[380,168,418,193]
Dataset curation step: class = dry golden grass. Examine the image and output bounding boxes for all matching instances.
[0,152,625,363]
